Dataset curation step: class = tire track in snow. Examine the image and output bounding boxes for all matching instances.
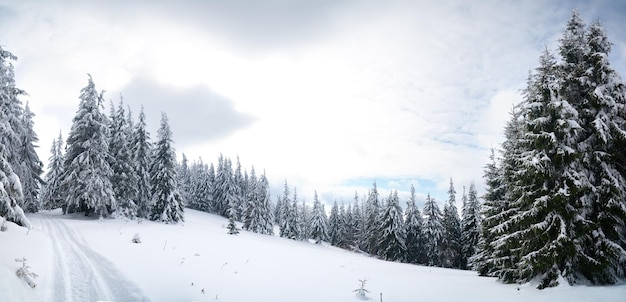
[38,216,149,302]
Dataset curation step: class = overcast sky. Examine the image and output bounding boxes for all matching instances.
[1,0,626,208]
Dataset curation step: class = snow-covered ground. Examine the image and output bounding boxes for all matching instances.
[2,209,626,302]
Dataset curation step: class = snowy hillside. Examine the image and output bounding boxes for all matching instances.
[1,209,625,302]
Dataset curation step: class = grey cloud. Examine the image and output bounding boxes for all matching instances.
[117,77,255,148]
[65,0,353,54]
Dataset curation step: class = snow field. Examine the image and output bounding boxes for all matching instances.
[2,209,626,301]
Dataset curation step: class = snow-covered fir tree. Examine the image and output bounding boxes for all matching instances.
[339,202,353,248]
[504,47,582,288]
[242,167,273,234]
[62,75,116,217]
[0,45,29,227]
[405,184,426,264]
[108,99,138,218]
[149,113,184,223]
[364,182,381,255]
[16,102,43,213]
[278,180,298,239]
[422,193,443,266]
[213,154,234,217]
[309,191,329,244]
[226,182,240,235]
[131,106,152,219]
[327,200,341,246]
[460,183,481,270]
[352,193,365,251]
[243,167,259,231]
[566,17,626,285]
[298,199,310,240]
[290,188,301,240]
[188,158,212,212]
[480,11,626,288]
[41,132,65,211]
[377,190,406,262]
[232,156,245,221]
[177,153,192,207]
[256,172,274,235]
[440,179,462,269]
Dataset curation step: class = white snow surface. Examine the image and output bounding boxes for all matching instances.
[2,209,626,301]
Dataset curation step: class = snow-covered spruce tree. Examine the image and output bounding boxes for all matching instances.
[339,202,354,248]
[108,99,138,218]
[41,132,65,210]
[378,190,406,262]
[221,159,240,224]
[502,47,582,288]
[309,191,329,244]
[299,199,311,240]
[256,172,274,235]
[422,193,443,266]
[188,159,212,212]
[213,154,232,217]
[290,188,301,240]
[242,167,273,234]
[243,166,259,231]
[177,153,192,207]
[131,106,152,219]
[232,156,245,221]
[328,200,341,246]
[0,46,29,227]
[567,18,626,284]
[364,182,381,255]
[405,184,426,264]
[352,193,366,251]
[62,75,116,217]
[16,102,44,213]
[226,179,240,235]
[278,180,297,239]
[149,113,184,223]
[461,182,481,270]
[440,179,462,269]
[274,192,284,226]
[207,163,217,213]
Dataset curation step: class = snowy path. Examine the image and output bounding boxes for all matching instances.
[36,216,149,302]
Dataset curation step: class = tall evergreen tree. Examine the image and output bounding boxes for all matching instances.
[364,182,381,255]
[278,180,297,239]
[0,46,29,227]
[41,132,65,211]
[188,159,212,212]
[569,18,626,285]
[243,166,259,231]
[132,106,152,219]
[328,200,341,246]
[62,75,116,217]
[309,191,329,244]
[423,193,443,266]
[108,99,138,218]
[461,182,481,270]
[441,179,462,268]
[149,113,184,223]
[378,190,406,261]
[16,102,43,213]
[405,184,426,264]
[177,153,192,207]
[256,172,274,235]
[290,188,301,240]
